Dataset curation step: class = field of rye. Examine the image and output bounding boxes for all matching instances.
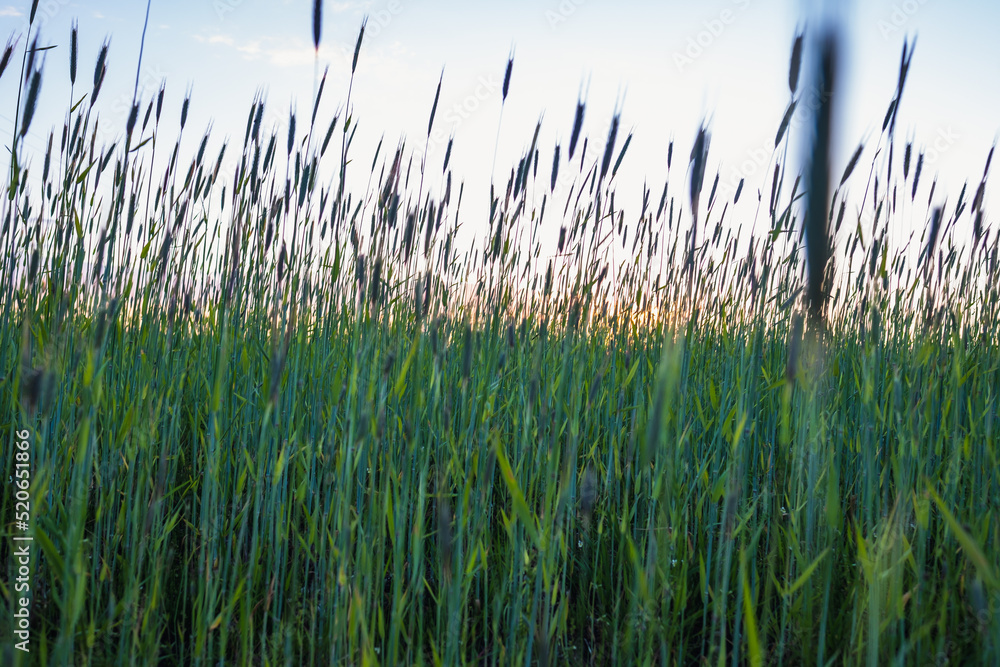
[1,1,999,665]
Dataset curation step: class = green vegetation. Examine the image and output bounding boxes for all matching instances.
[2,6,999,665]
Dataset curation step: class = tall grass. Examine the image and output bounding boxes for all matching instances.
[1,10,999,666]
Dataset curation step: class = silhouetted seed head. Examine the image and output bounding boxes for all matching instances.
[42,132,52,182]
[311,66,328,125]
[442,136,453,173]
[91,39,109,108]
[513,156,525,199]
[789,31,803,93]
[369,258,382,306]
[667,140,673,170]
[912,152,924,201]
[954,181,968,220]
[869,236,880,278]
[70,22,78,85]
[29,0,39,23]
[20,69,41,138]
[252,101,264,143]
[352,19,366,74]
[320,114,338,156]
[312,0,322,51]
[599,113,620,183]
[881,98,896,132]
[424,203,436,255]
[734,178,744,204]
[264,218,275,251]
[403,211,416,260]
[355,254,366,289]
[414,277,424,321]
[278,243,288,283]
[0,39,13,83]
[904,142,912,179]
[568,99,584,160]
[922,207,943,270]
[156,82,165,123]
[506,322,516,348]
[243,100,257,145]
[707,171,719,209]
[888,38,915,135]
[126,102,139,138]
[287,109,296,155]
[427,70,442,137]
[687,124,710,257]
[611,132,632,180]
[689,125,709,204]
[25,35,39,86]
[840,143,864,187]
[972,181,985,213]
[775,100,797,147]
[27,248,39,282]
[502,53,513,102]
[769,163,780,217]
[834,199,847,233]
[156,230,172,274]
[491,216,503,258]
[180,94,190,130]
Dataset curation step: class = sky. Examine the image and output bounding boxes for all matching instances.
[1,0,998,263]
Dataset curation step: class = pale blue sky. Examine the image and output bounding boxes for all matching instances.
[2,0,998,253]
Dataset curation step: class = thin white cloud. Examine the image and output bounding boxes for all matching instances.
[0,5,23,16]
[265,45,316,68]
[196,33,330,68]
[236,41,262,57]
[192,25,415,75]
